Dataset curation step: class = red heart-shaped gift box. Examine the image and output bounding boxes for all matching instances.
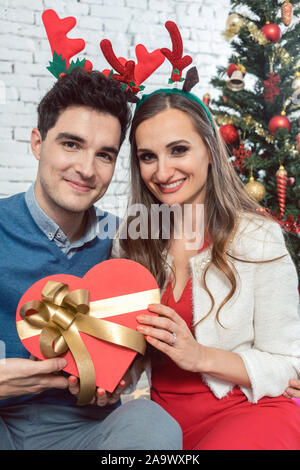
[16,259,160,395]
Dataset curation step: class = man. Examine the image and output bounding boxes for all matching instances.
[0,68,182,450]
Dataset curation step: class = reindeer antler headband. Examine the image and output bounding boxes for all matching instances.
[42,10,214,130]
[42,10,93,77]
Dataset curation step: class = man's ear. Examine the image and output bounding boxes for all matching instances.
[31,128,43,161]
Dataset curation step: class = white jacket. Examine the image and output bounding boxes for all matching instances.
[112,213,300,403]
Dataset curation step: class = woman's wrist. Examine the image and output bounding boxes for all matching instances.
[193,344,251,387]
[192,343,210,373]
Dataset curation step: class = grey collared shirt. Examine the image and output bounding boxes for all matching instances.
[25,184,99,259]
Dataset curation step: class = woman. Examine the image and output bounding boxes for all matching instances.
[113,89,300,450]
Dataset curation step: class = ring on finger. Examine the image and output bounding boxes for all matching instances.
[170,332,177,345]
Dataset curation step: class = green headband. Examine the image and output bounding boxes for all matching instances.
[135,88,215,132]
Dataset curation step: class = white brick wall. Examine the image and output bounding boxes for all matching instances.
[0,0,231,215]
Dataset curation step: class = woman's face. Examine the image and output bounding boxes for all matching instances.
[135,108,211,207]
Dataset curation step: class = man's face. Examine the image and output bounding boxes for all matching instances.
[31,105,121,219]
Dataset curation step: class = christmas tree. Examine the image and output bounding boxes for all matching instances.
[209,0,300,275]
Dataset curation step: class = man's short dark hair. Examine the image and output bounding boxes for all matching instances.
[37,67,131,146]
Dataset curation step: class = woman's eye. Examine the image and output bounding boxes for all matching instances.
[138,153,156,162]
[172,145,188,155]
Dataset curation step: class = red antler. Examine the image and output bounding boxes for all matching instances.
[100,40,165,93]
[161,21,192,82]
[134,45,165,86]
[100,39,137,91]
[42,9,92,73]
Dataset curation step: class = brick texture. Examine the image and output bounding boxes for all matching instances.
[0,0,231,212]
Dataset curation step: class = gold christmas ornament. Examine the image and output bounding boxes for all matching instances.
[244,175,266,202]
[223,13,244,40]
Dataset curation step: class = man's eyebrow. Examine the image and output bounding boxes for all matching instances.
[55,132,86,144]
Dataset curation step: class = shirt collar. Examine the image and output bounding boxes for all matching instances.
[25,184,98,250]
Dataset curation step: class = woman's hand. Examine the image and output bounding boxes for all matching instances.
[137,304,251,387]
[136,303,204,373]
[68,370,132,406]
[283,378,300,399]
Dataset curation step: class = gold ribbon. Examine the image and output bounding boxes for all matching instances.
[16,281,160,405]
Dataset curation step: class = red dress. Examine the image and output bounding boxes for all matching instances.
[150,270,300,450]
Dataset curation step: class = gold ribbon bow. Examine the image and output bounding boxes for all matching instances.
[17,281,159,405]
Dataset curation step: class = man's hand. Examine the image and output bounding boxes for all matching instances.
[283,378,300,399]
[0,357,68,400]
[68,370,132,406]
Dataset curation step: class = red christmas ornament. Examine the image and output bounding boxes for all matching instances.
[276,164,287,218]
[268,114,291,134]
[261,23,282,43]
[264,71,280,103]
[220,123,239,145]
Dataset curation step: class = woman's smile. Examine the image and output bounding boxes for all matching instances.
[157,178,187,193]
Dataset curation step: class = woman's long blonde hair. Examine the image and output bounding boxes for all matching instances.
[120,92,276,325]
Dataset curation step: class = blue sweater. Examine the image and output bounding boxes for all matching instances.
[0,192,118,409]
